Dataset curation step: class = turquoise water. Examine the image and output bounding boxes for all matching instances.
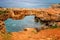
[5,16,41,32]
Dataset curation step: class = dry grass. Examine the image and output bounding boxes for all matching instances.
[0,32,11,40]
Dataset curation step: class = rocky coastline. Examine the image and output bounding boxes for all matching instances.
[0,4,60,40]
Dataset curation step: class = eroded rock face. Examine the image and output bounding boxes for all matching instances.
[56,22,60,27]
[51,4,60,8]
[0,7,60,21]
[11,10,26,20]
[0,21,6,33]
[11,8,60,21]
[35,8,60,22]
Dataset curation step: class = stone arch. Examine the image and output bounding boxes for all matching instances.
[0,8,60,33]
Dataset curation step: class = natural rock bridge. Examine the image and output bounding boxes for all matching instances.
[0,8,60,33]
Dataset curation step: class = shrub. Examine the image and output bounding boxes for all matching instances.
[0,10,7,15]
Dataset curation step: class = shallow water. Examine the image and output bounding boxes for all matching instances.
[4,16,41,32]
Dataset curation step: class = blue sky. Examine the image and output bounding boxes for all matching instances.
[0,0,60,8]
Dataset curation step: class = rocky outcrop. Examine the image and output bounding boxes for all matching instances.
[0,7,60,21]
[0,21,6,33]
[0,4,60,33]
[35,8,60,22]
[51,3,60,8]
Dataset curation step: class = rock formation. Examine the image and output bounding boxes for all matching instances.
[0,4,60,33]
[0,21,6,33]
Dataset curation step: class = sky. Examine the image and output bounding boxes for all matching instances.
[0,0,60,8]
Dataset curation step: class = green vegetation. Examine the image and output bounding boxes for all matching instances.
[50,24,57,29]
[0,32,11,40]
[32,30,37,34]
[0,10,7,15]
[3,33,11,40]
